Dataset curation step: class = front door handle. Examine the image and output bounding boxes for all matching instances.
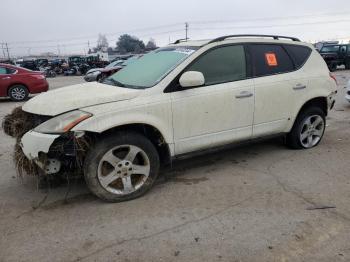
[293,84,306,90]
[235,91,253,99]
[2,77,10,80]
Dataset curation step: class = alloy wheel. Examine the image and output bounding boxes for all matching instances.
[97,145,151,195]
[299,115,325,148]
[11,87,26,101]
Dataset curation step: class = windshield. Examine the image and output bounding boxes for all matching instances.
[320,45,340,53]
[105,47,198,89]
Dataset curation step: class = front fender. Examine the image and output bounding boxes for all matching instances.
[72,102,174,144]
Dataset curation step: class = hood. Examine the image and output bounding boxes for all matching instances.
[86,68,102,74]
[22,82,142,116]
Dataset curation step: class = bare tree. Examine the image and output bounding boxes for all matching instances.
[97,34,109,51]
[146,38,157,50]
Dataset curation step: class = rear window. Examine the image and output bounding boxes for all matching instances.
[284,45,312,69]
[7,68,16,74]
[320,45,339,53]
[0,67,7,74]
[249,44,294,77]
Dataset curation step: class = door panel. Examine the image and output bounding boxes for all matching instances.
[249,44,299,137]
[171,79,254,154]
[253,74,292,136]
[0,67,11,97]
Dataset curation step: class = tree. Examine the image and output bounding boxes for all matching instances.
[146,38,157,49]
[116,34,145,54]
[97,34,108,51]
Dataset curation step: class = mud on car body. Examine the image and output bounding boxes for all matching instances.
[3,35,337,202]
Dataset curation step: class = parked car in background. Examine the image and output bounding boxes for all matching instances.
[319,44,350,71]
[0,63,48,101]
[84,60,124,82]
[11,35,337,202]
[346,79,350,103]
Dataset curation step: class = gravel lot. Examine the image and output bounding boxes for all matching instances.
[1,72,350,262]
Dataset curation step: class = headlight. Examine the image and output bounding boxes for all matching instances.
[34,110,92,134]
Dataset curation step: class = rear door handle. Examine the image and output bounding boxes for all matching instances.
[235,91,253,99]
[293,84,306,90]
[1,77,10,80]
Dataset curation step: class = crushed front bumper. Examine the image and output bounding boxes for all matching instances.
[20,130,90,175]
[21,131,60,160]
[21,131,61,174]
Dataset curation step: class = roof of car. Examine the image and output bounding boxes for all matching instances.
[170,35,311,48]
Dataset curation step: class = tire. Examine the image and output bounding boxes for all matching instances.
[329,63,337,72]
[286,107,326,149]
[84,132,160,202]
[345,61,350,70]
[96,74,102,82]
[8,85,29,101]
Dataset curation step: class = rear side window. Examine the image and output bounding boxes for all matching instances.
[0,67,7,74]
[186,45,246,86]
[249,44,294,77]
[284,45,312,69]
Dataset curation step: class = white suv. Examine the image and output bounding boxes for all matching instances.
[8,35,337,202]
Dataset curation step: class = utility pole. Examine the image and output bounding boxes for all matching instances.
[57,44,61,56]
[185,22,189,41]
[1,43,6,58]
[5,43,10,59]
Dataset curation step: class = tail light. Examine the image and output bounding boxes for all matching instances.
[32,74,45,80]
[329,72,337,85]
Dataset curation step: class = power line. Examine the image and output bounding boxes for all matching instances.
[189,10,350,25]
[8,23,184,45]
[190,18,350,31]
[6,10,350,45]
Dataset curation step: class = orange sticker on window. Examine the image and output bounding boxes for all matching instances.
[265,53,278,66]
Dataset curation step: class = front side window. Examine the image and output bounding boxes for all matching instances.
[107,47,198,89]
[250,44,294,77]
[186,45,246,86]
[340,46,347,53]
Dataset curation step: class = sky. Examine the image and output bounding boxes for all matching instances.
[1,0,350,57]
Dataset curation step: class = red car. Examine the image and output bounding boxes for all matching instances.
[0,63,48,101]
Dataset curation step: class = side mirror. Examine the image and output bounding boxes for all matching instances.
[179,71,205,88]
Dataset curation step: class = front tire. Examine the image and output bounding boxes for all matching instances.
[8,85,29,101]
[286,107,326,149]
[84,132,160,202]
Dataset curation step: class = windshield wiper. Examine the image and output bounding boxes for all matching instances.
[103,78,125,87]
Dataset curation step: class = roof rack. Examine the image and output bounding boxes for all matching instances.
[208,34,300,44]
[173,38,188,44]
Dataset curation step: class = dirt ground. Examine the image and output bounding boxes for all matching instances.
[1,72,350,262]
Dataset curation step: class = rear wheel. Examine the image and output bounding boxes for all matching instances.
[8,85,29,101]
[286,107,326,149]
[345,61,350,70]
[84,132,160,202]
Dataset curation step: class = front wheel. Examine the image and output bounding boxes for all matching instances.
[84,132,160,202]
[286,107,326,149]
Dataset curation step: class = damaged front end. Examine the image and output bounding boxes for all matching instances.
[2,107,92,177]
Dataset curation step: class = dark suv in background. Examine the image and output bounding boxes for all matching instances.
[319,44,350,71]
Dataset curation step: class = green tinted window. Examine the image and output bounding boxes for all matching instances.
[186,45,246,86]
[0,67,7,74]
